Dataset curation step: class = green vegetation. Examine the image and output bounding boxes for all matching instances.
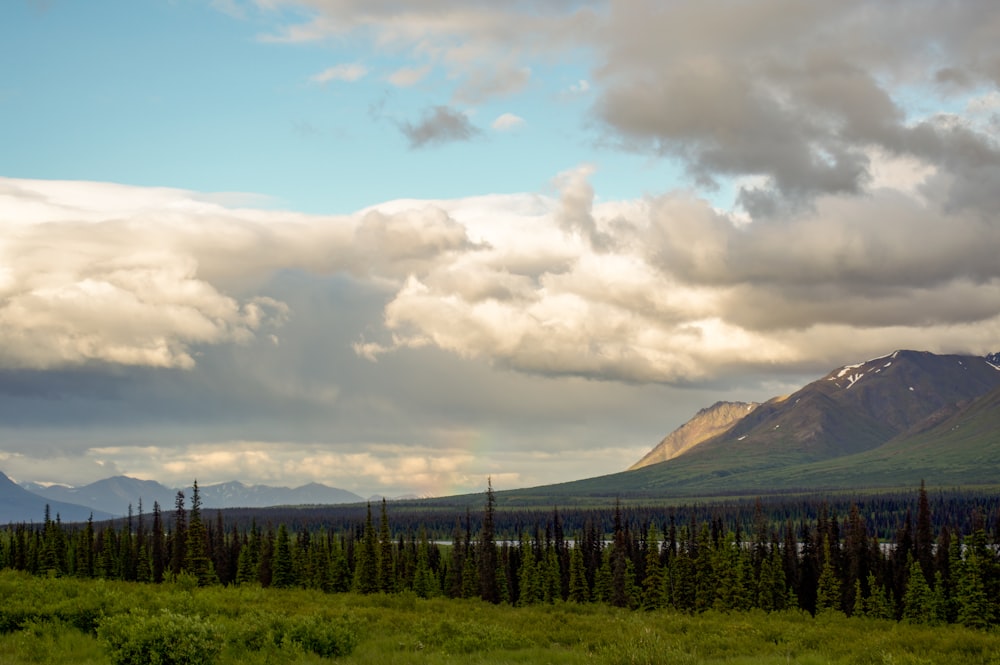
[4,571,1000,664]
[6,484,1000,662]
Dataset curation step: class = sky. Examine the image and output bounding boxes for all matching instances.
[1,0,999,498]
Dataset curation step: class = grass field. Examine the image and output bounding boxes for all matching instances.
[2,571,1000,665]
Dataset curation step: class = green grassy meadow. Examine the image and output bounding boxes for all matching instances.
[2,571,999,665]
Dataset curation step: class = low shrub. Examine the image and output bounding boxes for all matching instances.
[285,613,358,658]
[98,609,222,665]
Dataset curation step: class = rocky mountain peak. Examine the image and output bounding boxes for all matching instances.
[629,400,758,470]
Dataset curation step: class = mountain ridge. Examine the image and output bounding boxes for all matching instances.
[629,400,759,470]
[16,475,364,521]
[505,349,1000,502]
[0,471,113,524]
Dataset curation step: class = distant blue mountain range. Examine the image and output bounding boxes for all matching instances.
[2,473,363,523]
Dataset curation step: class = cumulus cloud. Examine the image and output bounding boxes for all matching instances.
[254,1,1000,216]
[0,177,476,371]
[398,105,480,148]
[4,163,1000,490]
[353,160,1000,383]
[4,152,1000,387]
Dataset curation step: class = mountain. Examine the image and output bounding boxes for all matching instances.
[27,476,178,518]
[24,477,364,518]
[749,381,1000,490]
[507,350,1000,501]
[198,481,363,508]
[629,401,758,470]
[0,471,112,524]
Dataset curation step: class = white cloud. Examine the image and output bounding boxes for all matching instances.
[387,65,431,87]
[3,164,999,384]
[310,63,368,84]
[491,112,525,131]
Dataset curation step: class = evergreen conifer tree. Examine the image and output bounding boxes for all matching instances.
[151,503,164,583]
[594,549,612,604]
[377,499,395,593]
[517,533,538,606]
[170,491,186,578]
[862,572,894,620]
[568,543,590,603]
[901,556,934,623]
[354,503,378,594]
[272,523,296,588]
[478,479,500,602]
[816,537,841,614]
[641,523,666,610]
[184,481,214,586]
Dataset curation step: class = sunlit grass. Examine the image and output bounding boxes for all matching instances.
[1,571,998,664]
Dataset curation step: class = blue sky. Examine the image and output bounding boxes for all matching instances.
[1,0,1000,499]
[2,1,684,214]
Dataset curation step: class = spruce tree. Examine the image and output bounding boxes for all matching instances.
[693,522,715,612]
[135,500,150,583]
[353,503,378,594]
[568,542,590,603]
[461,547,479,599]
[816,537,841,614]
[184,481,214,586]
[914,480,934,584]
[149,503,164,583]
[329,536,351,592]
[377,499,395,593]
[413,528,436,598]
[610,499,629,608]
[272,524,296,588]
[478,479,499,603]
[76,515,95,579]
[593,549,612,604]
[863,572,894,620]
[641,524,666,610]
[170,491,186,578]
[901,556,934,623]
[445,520,465,598]
[542,548,561,604]
[517,533,538,606]
[956,548,993,628]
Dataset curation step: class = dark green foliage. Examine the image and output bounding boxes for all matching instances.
[285,613,358,658]
[478,479,499,603]
[902,556,935,624]
[377,499,395,593]
[353,503,378,594]
[568,542,589,603]
[184,481,214,586]
[8,482,1000,634]
[816,537,842,614]
[170,491,186,578]
[270,524,295,589]
[98,609,221,665]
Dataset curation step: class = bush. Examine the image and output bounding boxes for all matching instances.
[414,617,521,654]
[98,609,222,665]
[285,614,358,658]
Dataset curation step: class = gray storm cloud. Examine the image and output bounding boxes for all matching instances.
[252,0,1000,216]
[398,105,481,148]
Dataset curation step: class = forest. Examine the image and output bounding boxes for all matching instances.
[3,481,999,629]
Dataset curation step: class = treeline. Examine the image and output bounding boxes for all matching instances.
[2,481,999,628]
[192,488,1000,542]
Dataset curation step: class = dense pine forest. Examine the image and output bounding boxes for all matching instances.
[4,481,1000,628]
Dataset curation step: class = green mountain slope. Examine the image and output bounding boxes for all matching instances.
[500,350,1000,502]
